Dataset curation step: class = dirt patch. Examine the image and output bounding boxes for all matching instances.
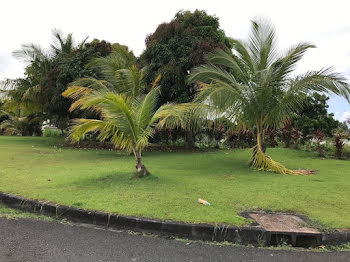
[292,169,317,175]
[248,213,319,233]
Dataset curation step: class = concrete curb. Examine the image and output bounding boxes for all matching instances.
[1,191,349,247]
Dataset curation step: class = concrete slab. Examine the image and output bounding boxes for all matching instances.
[249,213,319,233]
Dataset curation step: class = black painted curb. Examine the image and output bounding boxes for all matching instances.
[1,191,349,247]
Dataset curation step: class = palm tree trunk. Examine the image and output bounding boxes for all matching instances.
[250,129,296,174]
[250,130,264,167]
[135,151,149,177]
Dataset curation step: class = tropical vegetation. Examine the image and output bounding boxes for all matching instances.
[187,19,350,174]
[62,46,187,176]
[1,11,349,175]
[139,10,232,106]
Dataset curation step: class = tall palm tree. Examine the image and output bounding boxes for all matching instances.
[188,19,350,174]
[50,29,78,55]
[62,86,186,177]
[13,29,78,64]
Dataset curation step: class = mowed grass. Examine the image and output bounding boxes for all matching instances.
[0,136,349,229]
[0,203,53,221]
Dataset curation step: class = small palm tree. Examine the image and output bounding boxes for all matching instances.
[63,86,186,177]
[0,110,42,136]
[63,45,179,176]
[188,19,350,174]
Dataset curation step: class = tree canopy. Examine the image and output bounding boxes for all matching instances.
[139,10,232,106]
[293,93,340,137]
[6,33,114,132]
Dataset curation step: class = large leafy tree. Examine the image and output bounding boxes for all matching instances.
[293,93,339,137]
[139,10,232,106]
[188,19,350,174]
[12,32,113,132]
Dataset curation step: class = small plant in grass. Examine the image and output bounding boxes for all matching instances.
[267,128,278,147]
[313,130,325,157]
[334,133,344,159]
[208,122,226,148]
[42,128,62,137]
[281,120,293,148]
[226,130,255,148]
[291,126,302,149]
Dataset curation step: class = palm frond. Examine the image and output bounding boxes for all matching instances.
[114,66,146,97]
[136,87,158,130]
[230,38,255,72]
[153,103,200,131]
[86,46,136,82]
[51,29,75,55]
[13,44,50,64]
[248,19,278,70]
[68,119,107,142]
[69,78,112,91]
[289,68,350,101]
[271,43,315,81]
[205,49,249,83]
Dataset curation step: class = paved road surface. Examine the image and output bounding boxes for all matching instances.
[0,218,349,262]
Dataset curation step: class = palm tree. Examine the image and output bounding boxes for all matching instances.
[13,29,78,64]
[188,19,350,174]
[62,86,186,177]
[0,109,42,136]
[62,44,179,176]
[50,29,78,55]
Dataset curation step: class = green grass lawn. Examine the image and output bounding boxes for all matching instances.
[0,136,349,229]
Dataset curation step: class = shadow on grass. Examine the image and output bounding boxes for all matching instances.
[69,170,162,189]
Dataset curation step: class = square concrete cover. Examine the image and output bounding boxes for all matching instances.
[249,213,319,233]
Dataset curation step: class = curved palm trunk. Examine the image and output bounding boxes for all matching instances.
[249,131,264,166]
[251,130,296,175]
[135,151,150,177]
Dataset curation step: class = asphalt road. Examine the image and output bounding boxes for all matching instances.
[0,218,349,262]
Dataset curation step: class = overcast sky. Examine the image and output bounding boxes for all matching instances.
[1,0,349,122]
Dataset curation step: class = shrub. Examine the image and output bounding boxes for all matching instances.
[334,133,345,159]
[313,130,325,157]
[42,128,62,137]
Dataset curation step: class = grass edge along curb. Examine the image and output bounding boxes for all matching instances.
[1,191,349,247]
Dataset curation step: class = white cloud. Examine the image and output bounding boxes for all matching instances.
[334,111,350,123]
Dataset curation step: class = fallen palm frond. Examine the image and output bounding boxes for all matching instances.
[250,145,297,175]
